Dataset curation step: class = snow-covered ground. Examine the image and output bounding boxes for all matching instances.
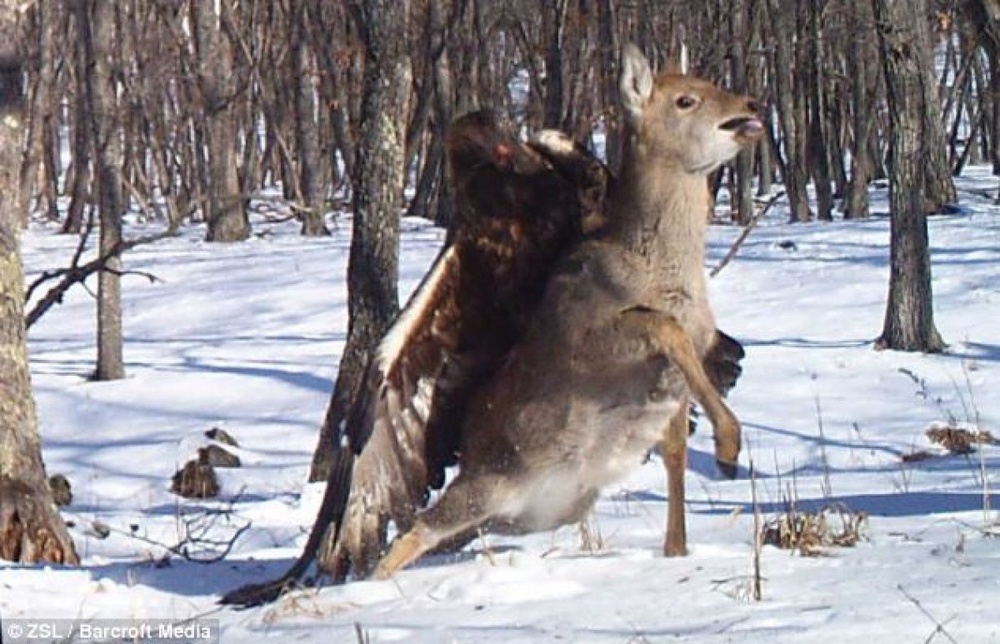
[2,168,999,643]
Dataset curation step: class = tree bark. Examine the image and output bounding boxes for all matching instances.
[541,0,567,129]
[292,3,330,237]
[729,2,755,225]
[63,8,90,236]
[81,0,125,381]
[309,0,411,483]
[597,0,621,172]
[872,0,946,352]
[429,1,456,229]
[403,0,455,227]
[193,1,250,242]
[845,0,874,219]
[0,5,79,565]
[767,0,812,222]
[912,2,957,211]
[961,0,1000,178]
[19,1,60,225]
[806,1,833,221]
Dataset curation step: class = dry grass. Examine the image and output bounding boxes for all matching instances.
[899,424,997,464]
[259,588,352,625]
[926,425,997,455]
[900,449,937,463]
[577,512,606,553]
[760,502,867,556]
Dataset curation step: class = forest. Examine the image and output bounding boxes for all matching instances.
[0,1,999,640]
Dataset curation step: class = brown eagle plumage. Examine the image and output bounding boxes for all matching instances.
[221,111,742,607]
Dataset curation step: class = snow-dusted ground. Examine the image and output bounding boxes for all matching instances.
[2,168,999,643]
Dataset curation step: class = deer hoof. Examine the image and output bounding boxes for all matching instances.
[716,459,738,480]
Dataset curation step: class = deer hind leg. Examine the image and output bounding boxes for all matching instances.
[662,398,689,556]
[373,474,502,580]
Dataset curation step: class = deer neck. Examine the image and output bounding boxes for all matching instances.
[607,133,711,288]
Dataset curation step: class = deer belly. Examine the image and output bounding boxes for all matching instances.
[508,398,681,532]
[505,469,601,532]
[584,399,683,485]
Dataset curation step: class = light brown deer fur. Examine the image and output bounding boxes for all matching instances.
[373,45,763,578]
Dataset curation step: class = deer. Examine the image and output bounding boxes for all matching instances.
[371,44,763,578]
[221,96,750,606]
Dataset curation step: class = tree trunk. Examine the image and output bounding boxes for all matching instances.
[19,2,60,225]
[82,0,125,381]
[991,53,1000,179]
[729,3,755,225]
[845,0,874,219]
[0,7,79,565]
[751,0,773,197]
[872,0,946,353]
[597,0,621,172]
[767,0,812,222]
[292,3,330,237]
[194,1,250,242]
[404,0,454,227]
[806,1,833,221]
[912,2,957,211]
[309,1,411,483]
[960,0,1000,178]
[430,2,456,229]
[541,0,567,129]
[63,12,91,236]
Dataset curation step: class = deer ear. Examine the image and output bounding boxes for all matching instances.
[620,43,653,119]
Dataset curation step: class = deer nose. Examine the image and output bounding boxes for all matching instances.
[745,99,760,114]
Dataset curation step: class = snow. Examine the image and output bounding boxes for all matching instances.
[2,168,999,643]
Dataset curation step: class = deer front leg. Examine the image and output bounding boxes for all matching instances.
[618,308,742,478]
[661,398,689,556]
[654,318,741,479]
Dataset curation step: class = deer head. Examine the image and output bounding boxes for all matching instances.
[619,43,763,175]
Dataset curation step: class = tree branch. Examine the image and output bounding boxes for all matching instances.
[709,190,785,278]
[24,228,175,328]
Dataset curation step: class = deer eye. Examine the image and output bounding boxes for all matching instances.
[675,95,698,109]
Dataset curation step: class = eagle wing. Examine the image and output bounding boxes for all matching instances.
[323,242,466,578]
[219,242,469,607]
[325,112,615,580]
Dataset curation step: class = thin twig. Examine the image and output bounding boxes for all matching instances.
[749,442,763,601]
[24,228,176,328]
[25,211,97,305]
[102,266,162,284]
[709,190,785,278]
[99,506,252,565]
[815,395,833,499]
[897,584,959,644]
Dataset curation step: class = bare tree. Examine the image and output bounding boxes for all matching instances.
[290,2,331,237]
[844,0,877,219]
[912,8,957,212]
[192,1,250,242]
[805,0,834,221]
[960,0,1000,192]
[79,0,126,381]
[872,0,946,352]
[766,0,812,222]
[310,0,412,482]
[727,2,756,224]
[0,3,78,565]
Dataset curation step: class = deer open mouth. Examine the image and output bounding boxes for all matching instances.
[719,117,764,139]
